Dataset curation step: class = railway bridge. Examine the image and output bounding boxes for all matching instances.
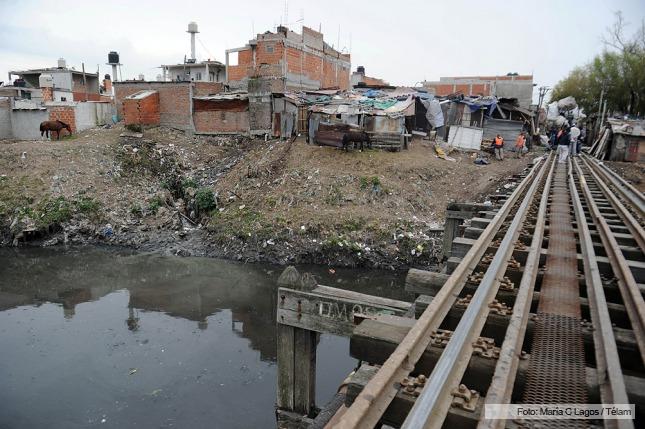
[275,153,645,429]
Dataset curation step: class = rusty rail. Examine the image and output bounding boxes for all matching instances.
[477,154,555,429]
[573,157,645,365]
[331,158,545,428]
[582,154,645,218]
[570,158,633,429]
[401,154,551,429]
[579,156,645,253]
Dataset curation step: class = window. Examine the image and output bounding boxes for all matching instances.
[266,44,274,53]
[196,72,202,80]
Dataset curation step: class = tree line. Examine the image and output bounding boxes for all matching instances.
[551,12,645,118]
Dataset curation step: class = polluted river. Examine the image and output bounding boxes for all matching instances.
[0,247,410,429]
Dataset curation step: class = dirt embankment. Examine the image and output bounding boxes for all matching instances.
[0,125,531,269]
[605,161,645,193]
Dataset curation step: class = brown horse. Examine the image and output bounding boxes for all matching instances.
[40,120,72,140]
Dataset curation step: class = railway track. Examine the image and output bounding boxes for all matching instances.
[330,153,645,428]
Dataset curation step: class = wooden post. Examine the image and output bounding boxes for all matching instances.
[275,265,414,421]
[276,266,318,416]
[276,323,295,410]
[441,203,491,260]
[441,216,461,260]
[294,328,317,414]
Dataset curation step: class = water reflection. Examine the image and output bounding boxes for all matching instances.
[0,247,408,428]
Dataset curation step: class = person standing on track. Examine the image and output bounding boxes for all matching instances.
[556,126,571,163]
[569,124,580,157]
[515,131,526,158]
[493,134,504,161]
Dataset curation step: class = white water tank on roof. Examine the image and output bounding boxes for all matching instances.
[57,58,66,69]
[188,22,198,33]
[39,74,53,88]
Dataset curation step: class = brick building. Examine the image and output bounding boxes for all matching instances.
[225,26,351,91]
[422,74,534,108]
[114,81,223,131]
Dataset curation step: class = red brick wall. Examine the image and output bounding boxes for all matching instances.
[41,87,53,102]
[256,41,285,66]
[228,38,350,90]
[194,110,249,133]
[193,82,224,97]
[123,92,160,126]
[73,92,101,102]
[114,82,192,130]
[48,106,76,134]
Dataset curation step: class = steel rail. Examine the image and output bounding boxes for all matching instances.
[579,156,645,253]
[402,157,551,429]
[332,158,546,429]
[569,159,633,429]
[582,154,645,217]
[477,154,556,429]
[573,158,645,365]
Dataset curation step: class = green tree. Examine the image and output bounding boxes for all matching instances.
[551,12,645,116]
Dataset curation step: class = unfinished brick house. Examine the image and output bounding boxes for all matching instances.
[422,74,534,108]
[225,26,351,92]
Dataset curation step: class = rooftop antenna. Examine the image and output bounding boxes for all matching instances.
[284,0,288,27]
[337,24,340,50]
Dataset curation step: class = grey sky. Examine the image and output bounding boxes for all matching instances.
[1,0,643,103]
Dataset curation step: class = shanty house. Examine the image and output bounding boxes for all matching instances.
[192,92,249,134]
[590,119,645,162]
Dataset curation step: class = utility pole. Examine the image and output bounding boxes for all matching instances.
[532,86,550,150]
[596,84,605,135]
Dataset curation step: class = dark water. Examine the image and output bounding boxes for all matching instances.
[0,247,409,429]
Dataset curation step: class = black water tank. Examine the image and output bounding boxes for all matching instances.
[104,74,111,80]
[108,51,120,64]
[357,66,365,74]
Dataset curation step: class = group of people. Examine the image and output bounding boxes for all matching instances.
[489,122,587,163]
[549,123,587,163]
[492,132,527,161]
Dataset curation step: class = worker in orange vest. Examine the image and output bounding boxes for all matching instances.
[493,134,504,161]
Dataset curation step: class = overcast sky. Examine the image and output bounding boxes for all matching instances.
[1,0,643,102]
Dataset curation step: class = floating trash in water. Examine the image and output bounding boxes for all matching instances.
[129,368,137,375]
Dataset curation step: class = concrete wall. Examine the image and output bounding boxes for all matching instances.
[50,70,73,91]
[0,98,12,139]
[53,89,73,102]
[75,102,112,131]
[494,80,534,109]
[0,99,111,139]
[248,78,272,134]
[11,109,49,140]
